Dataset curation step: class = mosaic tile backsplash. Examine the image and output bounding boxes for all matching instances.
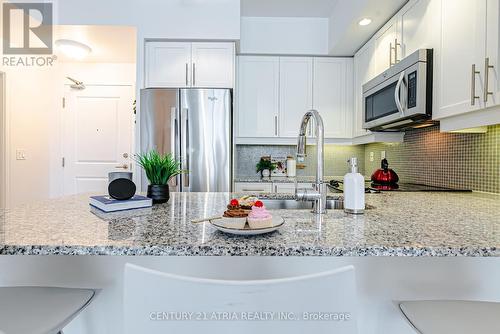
[235,145,366,177]
[235,125,500,193]
[365,125,500,193]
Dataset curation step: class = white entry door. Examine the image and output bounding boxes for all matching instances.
[63,85,134,195]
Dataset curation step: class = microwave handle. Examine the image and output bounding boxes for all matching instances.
[394,71,406,116]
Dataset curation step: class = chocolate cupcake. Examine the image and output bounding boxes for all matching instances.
[220,199,248,229]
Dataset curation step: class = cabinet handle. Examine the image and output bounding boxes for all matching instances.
[274,115,278,136]
[389,42,394,67]
[394,38,401,63]
[243,189,265,192]
[484,57,494,102]
[192,63,196,86]
[471,64,480,106]
[185,63,189,86]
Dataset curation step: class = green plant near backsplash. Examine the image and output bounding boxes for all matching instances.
[135,150,186,185]
[255,158,276,173]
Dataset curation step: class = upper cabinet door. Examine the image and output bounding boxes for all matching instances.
[191,42,235,88]
[486,0,500,107]
[313,58,353,138]
[437,0,486,119]
[279,57,314,138]
[374,17,400,75]
[400,0,441,58]
[353,40,376,138]
[237,56,280,138]
[145,42,191,88]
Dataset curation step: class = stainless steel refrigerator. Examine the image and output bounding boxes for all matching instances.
[140,88,232,192]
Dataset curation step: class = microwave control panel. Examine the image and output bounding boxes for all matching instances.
[408,71,417,109]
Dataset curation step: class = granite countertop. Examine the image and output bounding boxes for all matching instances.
[234,176,342,183]
[1,192,499,257]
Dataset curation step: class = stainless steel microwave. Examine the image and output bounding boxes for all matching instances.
[363,49,433,131]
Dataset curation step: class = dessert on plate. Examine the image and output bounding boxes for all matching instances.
[247,200,273,229]
[238,195,258,211]
[220,199,248,229]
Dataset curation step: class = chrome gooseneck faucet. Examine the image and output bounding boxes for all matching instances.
[295,109,327,214]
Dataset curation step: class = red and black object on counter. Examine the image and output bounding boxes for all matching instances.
[371,158,399,189]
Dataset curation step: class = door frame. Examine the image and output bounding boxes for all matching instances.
[0,72,6,209]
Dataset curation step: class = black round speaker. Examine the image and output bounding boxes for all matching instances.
[108,178,136,200]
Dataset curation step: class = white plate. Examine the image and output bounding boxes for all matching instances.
[210,216,285,236]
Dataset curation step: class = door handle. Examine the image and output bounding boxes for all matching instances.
[394,71,406,116]
[484,58,494,102]
[394,38,401,63]
[185,63,189,86]
[471,64,480,106]
[171,107,178,187]
[274,115,278,136]
[389,42,394,67]
[115,164,128,170]
[192,63,196,86]
[182,108,190,188]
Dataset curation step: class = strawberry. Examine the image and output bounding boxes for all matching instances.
[229,199,239,206]
[254,200,264,208]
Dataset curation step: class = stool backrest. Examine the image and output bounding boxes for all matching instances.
[124,263,357,334]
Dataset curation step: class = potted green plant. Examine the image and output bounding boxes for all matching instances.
[256,158,276,177]
[135,150,186,204]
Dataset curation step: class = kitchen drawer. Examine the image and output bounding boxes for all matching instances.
[234,182,273,193]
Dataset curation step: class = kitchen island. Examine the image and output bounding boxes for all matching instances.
[1,191,499,256]
[1,192,500,334]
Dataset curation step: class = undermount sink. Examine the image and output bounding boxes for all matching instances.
[260,198,344,210]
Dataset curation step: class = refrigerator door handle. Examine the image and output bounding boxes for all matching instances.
[170,107,178,187]
[182,107,190,188]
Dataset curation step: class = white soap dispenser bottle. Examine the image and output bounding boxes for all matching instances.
[344,157,365,214]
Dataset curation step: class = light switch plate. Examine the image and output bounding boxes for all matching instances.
[16,149,26,160]
[381,151,386,159]
[369,152,374,162]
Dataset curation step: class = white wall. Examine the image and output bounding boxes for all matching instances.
[240,17,329,55]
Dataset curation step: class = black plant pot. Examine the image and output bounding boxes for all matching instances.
[147,184,170,204]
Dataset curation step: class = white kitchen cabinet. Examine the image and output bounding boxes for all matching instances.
[191,42,234,88]
[145,42,191,88]
[399,0,441,58]
[145,41,234,89]
[486,0,500,107]
[374,16,400,75]
[279,57,314,138]
[353,40,376,137]
[436,0,487,119]
[273,183,296,194]
[313,58,353,138]
[233,182,273,193]
[237,56,279,138]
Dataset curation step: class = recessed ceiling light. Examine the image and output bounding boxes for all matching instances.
[55,39,92,60]
[358,18,372,26]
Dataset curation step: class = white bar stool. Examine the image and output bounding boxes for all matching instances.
[397,300,500,333]
[0,286,99,334]
[124,263,358,334]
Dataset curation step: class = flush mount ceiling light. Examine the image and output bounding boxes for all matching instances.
[55,39,92,60]
[358,18,372,26]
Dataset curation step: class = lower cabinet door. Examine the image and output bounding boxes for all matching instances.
[233,182,273,193]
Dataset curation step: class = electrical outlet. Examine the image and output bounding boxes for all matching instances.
[369,152,374,162]
[381,151,386,159]
[16,149,27,160]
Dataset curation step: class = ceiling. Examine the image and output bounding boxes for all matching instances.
[54,25,137,63]
[240,0,408,56]
[241,0,338,18]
